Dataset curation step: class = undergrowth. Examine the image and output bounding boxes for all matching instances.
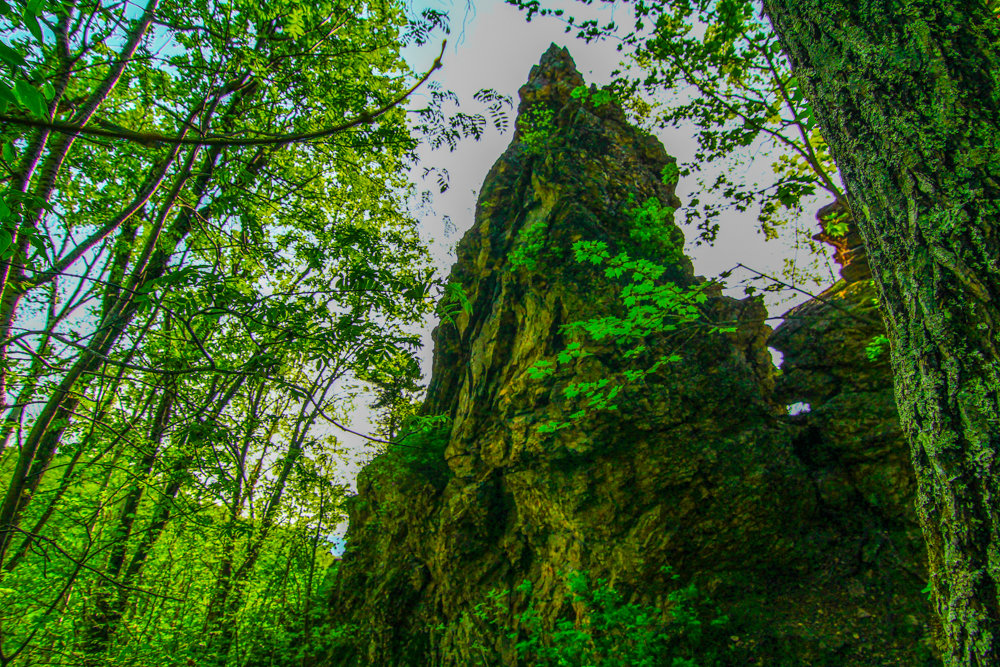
[437,568,729,666]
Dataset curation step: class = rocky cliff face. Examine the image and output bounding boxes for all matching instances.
[322,46,936,666]
[770,200,919,532]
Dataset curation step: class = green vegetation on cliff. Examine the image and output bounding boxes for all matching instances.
[326,43,935,667]
[439,568,729,667]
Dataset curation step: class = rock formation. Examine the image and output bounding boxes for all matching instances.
[321,46,937,666]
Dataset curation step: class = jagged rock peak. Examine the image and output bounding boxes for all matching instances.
[321,45,934,667]
[517,43,586,112]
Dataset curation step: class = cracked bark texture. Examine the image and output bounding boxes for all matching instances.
[762,2,1000,663]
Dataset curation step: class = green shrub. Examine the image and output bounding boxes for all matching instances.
[661,162,680,187]
[865,334,890,361]
[518,105,556,155]
[443,568,728,666]
[509,218,550,271]
[625,195,682,262]
[570,84,618,108]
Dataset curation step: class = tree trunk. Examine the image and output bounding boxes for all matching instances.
[760,1,1000,663]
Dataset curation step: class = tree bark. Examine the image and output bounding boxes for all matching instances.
[760,1,1000,663]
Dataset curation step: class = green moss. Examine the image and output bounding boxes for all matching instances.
[625,196,682,263]
[518,105,556,156]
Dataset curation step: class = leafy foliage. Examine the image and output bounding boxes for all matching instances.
[570,84,617,108]
[415,83,514,152]
[865,334,891,362]
[508,192,730,434]
[537,240,727,434]
[441,568,728,666]
[0,0,467,664]
[625,195,683,261]
[517,104,558,156]
[440,281,475,322]
[820,208,851,238]
[509,218,551,271]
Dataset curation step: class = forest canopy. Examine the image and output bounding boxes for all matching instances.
[0,0,460,663]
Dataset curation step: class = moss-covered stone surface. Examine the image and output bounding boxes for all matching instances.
[319,46,937,666]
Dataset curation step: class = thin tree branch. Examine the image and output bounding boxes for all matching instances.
[734,262,880,326]
[0,41,447,147]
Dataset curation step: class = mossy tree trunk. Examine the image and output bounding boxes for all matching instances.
[760,1,1000,663]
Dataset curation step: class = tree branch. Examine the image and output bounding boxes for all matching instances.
[0,41,447,148]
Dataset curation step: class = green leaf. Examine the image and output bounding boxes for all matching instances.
[0,41,26,68]
[445,282,473,314]
[13,80,45,117]
[25,228,47,257]
[23,11,43,43]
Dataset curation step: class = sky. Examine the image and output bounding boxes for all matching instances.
[331,0,839,491]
